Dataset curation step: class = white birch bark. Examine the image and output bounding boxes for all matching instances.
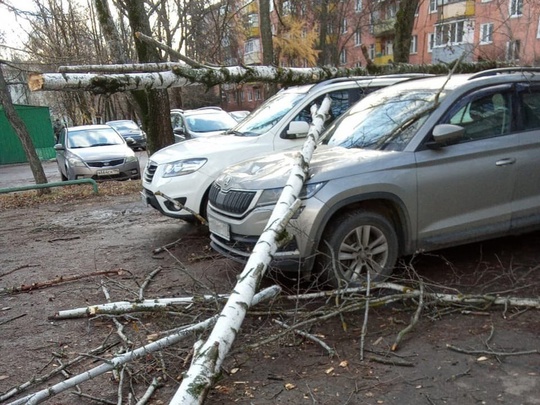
[7,286,281,405]
[28,66,367,93]
[28,71,190,93]
[170,97,332,405]
[51,295,230,319]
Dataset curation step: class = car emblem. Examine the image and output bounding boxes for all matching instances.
[104,162,110,166]
[222,175,232,189]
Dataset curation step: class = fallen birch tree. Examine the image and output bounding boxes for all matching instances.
[169,97,332,404]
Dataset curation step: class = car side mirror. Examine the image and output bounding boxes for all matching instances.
[126,137,135,145]
[426,124,464,149]
[54,144,65,151]
[173,127,185,135]
[281,121,310,139]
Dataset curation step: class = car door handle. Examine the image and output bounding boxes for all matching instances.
[495,158,516,166]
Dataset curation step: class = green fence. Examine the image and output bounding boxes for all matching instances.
[0,105,56,165]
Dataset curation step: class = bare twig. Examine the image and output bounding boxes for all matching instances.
[446,344,539,357]
[392,282,425,351]
[273,319,335,356]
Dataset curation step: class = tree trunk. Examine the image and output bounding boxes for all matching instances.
[0,64,49,193]
[259,0,273,66]
[121,0,174,154]
[393,0,420,63]
[317,0,330,66]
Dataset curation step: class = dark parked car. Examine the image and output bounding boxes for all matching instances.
[55,125,140,181]
[106,120,147,150]
[207,68,540,287]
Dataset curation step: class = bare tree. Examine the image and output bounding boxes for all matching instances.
[0,62,49,192]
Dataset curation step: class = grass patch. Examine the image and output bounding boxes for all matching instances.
[0,180,142,210]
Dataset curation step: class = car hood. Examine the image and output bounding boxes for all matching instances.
[149,134,260,164]
[70,145,134,160]
[216,145,395,190]
[189,130,227,137]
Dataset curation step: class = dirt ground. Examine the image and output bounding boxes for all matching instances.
[0,189,538,405]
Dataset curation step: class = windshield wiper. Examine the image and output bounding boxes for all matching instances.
[91,143,115,147]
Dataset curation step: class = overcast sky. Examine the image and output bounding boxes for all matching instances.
[0,0,36,58]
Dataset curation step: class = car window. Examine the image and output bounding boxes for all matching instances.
[445,89,512,141]
[171,114,184,130]
[519,86,540,131]
[185,113,237,132]
[292,89,365,125]
[68,128,124,148]
[323,88,441,150]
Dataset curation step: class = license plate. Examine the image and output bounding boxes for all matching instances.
[97,169,120,176]
[208,216,230,241]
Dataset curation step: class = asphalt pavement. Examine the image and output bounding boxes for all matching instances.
[0,151,148,189]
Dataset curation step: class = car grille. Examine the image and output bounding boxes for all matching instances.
[87,159,124,168]
[208,182,256,215]
[144,161,158,183]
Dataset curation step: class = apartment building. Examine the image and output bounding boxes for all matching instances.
[222,0,540,111]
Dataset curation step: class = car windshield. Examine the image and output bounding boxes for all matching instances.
[107,121,138,131]
[68,128,124,148]
[185,112,238,133]
[322,87,447,151]
[230,88,310,137]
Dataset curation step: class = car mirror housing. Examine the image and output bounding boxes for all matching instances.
[54,144,65,151]
[281,121,310,139]
[427,124,465,148]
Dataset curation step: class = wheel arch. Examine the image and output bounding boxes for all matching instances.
[303,193,413,275]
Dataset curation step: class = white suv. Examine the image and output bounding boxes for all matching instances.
[142,75,423,220]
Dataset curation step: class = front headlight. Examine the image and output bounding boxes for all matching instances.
[162,158,207,178]
[67,155,86,167]
[125,155,138,163]
[257,182,326,207]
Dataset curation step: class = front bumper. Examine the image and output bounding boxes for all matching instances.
[142,162,214,219]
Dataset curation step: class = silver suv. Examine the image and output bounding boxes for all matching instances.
[207,68,540,286]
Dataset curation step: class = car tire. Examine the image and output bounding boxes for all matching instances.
[317,210,398,288]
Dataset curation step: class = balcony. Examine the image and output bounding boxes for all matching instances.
[437,0,475,21]
[372,18,396,37]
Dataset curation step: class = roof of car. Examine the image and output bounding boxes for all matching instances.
[67,124,113,131]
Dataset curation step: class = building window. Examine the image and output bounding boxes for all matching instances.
[410,35,418,54]
[342,18,348,34]
[386,3,397,19]
[506,40,521,60]
[428,33,435,52]
[248,13,259,28]
[244,39,260,55]
[385,40,393,56]
[480,23,494,44]
[355,29,362,46]
[509,0,523,17]
[435,20,466,46]
[429,0,437,14]
[355,0,362,12]
[255,88,261,100]
[248,91,253,102]
[340,49,347,64]
[368,44,375,60]
[538,17,540,39]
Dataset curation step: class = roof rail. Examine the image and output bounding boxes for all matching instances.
[311,75,376,89]
[468,67,540,80]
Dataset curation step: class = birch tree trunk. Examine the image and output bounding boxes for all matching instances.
[170,96,332,404]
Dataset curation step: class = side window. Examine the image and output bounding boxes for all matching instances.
[520,87,540,130]
[446,90,512,141]
[291,89,366,125]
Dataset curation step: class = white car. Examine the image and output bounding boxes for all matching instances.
[142,76,424,220]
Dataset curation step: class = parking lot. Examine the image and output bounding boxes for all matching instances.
[0,151,148,190]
